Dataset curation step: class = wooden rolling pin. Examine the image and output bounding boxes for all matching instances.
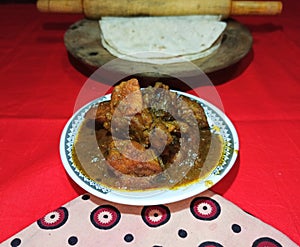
[37,0,283,19]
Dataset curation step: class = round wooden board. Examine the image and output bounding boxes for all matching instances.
[64,18,252,77]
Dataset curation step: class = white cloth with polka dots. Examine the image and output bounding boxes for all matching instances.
[1,190,297,247]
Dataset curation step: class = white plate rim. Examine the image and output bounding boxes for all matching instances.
[59,91,239,205]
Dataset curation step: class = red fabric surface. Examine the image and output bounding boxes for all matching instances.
[0,1,299,245]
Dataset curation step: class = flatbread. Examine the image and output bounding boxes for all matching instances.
[98,16,226,64]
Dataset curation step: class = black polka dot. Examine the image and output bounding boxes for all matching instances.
[10,238,21,247]
[178,229,188,238]
[124,234,134,243]
[81,194,90,200]
[231,224,242,233]
[68,236,78,245]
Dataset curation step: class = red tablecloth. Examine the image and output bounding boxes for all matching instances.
[0,2,299,245]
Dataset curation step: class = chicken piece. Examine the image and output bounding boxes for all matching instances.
[110,79,157,144]
[146,120,174,148]
[110,78,143,116]
[180,96,209,129]
[84,101,111,130]
[106,140,163,177]
[128,109,153,146]
[154,81,169,90]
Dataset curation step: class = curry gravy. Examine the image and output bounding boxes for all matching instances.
[72,106,223,191]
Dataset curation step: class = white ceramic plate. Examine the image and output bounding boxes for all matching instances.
[60,91,239,205]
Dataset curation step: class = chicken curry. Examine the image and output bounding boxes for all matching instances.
[72,79,223,191]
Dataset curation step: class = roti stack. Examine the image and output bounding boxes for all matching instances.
[99,15,227,64]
